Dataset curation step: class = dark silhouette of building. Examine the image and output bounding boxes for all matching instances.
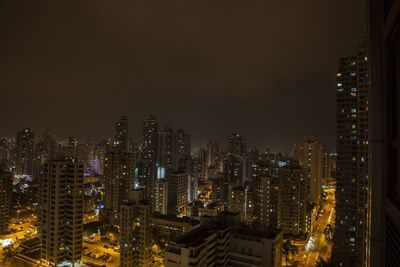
[15,128,34,175]
[368,1,400,266]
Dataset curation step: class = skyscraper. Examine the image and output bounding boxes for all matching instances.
[167,172,189,216]
[333,40,369,267]
[207,141,219,168]
[158,126,174,171]
[253,173,280,230]
[153,178,168,215]
[120,190,152,267]
[40,159,84,266]
[292,135,324,205]
[140,115,158,199]
[279,166,309,235]
[228,132,246,158]
[33,131,57,182]
[15,128,34,175]
[173,128,191,171]
[0,163,12,234]
[114,115,129,153]
[104,152,135,225]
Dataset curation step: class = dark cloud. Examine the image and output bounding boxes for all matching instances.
[0,0,366,152]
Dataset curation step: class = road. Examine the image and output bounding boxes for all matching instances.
[290,187,336,266]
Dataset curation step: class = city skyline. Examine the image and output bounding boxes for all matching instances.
[0,0,366,152]
[1,1,398,267]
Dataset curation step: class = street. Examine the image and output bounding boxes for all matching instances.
[289,187,336,266]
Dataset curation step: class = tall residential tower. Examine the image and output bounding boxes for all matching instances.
[333,40,369,267]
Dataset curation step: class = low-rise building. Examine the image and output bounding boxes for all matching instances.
[165,212,282,267]
[153,213,200,242]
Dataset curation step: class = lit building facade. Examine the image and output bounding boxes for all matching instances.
[40,159,84,267]
[120,190,152,267]
[0,163,12,233]
[104,152,135,225]
[333,40,369,267]
[153,178,168,215]
[292,135,324,205]
[279,167,309,235]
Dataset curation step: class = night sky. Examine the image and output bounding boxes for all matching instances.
[0,0,366,152]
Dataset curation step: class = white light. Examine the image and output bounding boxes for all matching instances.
[0,239,13,247]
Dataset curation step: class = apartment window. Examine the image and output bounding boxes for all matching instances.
[389,22,400,205]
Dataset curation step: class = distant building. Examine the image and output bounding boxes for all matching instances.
[292,135,324,205]
[206,141,219,168]
[120,190,152,267]
[39,159,84,266]
[224,159,243,186]
[173,128,191,171]
[188,174,198,203]
[0,138,12,163]
[198,202,225,217]
[152,213,200,242]
[113,116,129,153]
[211,174,229,207]
[158,126,174,171]
[153,178,168,215]
[228,186,254,224]
[140,115,158,199]
[15,128,34,175]
[253,174,280,230]
[103,152,135,225]
[167,172,189,216]
[0,163,12,233]
[228,132,246,158]
[279,166,309,235]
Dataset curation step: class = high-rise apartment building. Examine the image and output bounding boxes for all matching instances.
[333,40,369,267]
[253,174,281,230]
[292,135,324,205]
[120,190,152,267]
[104,152,135,225]
[140,115,158,199]
[40,159,84,266]
[0,163,12,234]
[0,138,13,164]
[211,174,230,206]
[224,159,243,186]
[15,128,34,175]
[158,126,174,171]
[228,186,254,224]
[173,128,191,171]
[114,116,129,153]
[167,172,189,216]
[153,178,168,215]
[279,166,309,235]
[207,141,219,168]
[228,132,246,158]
